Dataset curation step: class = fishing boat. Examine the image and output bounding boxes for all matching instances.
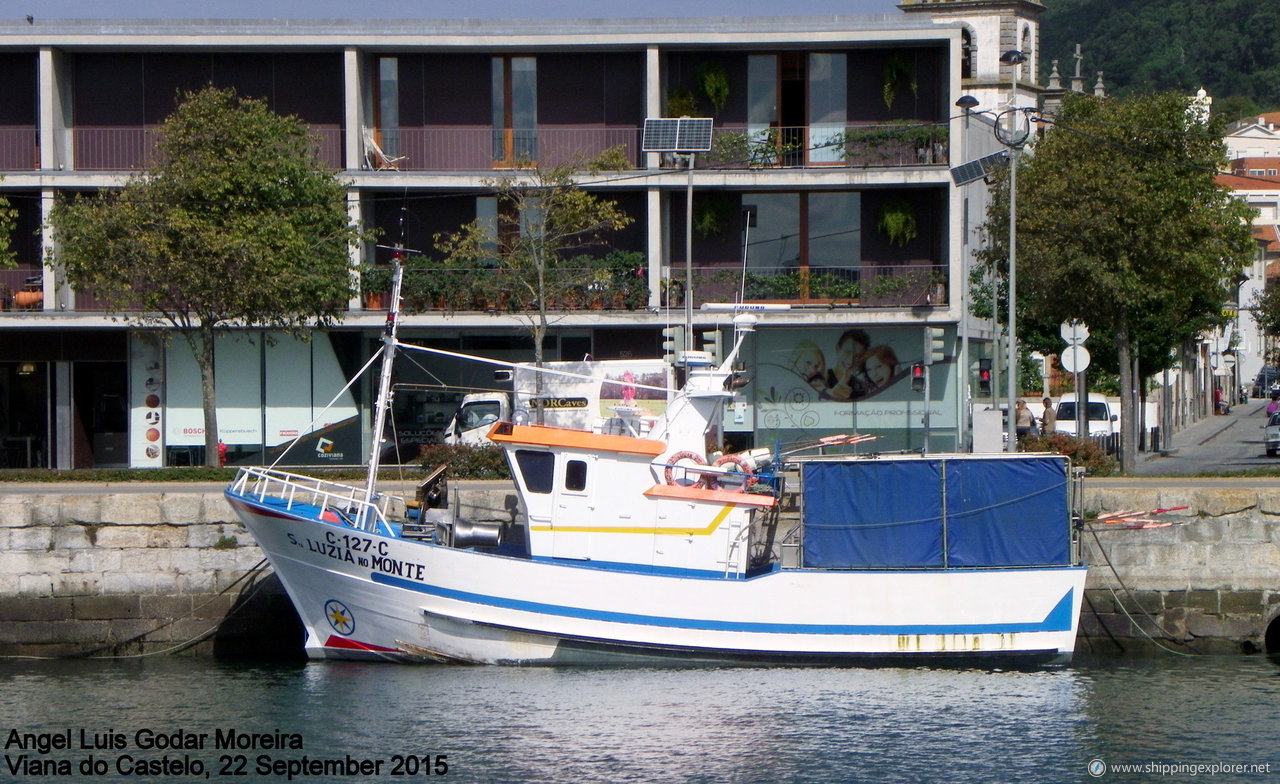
[225,266,1087,666]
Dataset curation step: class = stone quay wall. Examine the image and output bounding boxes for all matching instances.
[1080,486,1280,655]
[0,484,1277,658]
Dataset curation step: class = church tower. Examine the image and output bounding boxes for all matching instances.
[898,0,1044,115]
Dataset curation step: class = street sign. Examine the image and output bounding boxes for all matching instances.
[1060,320,1090,346]
[1060,344,1091,374]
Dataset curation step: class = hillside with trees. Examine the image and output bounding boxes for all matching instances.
[1041,0,1280,121]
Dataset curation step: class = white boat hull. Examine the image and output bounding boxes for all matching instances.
[227,495,1087,666]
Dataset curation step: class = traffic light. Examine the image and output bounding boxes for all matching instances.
[910,363,926,393]
[978,358,992,395]
[661,326,686,364]
[701,329,723,365]
[927,327,946,364]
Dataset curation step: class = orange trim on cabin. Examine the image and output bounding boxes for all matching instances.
[643,483,776,507]
[486,422,665,456]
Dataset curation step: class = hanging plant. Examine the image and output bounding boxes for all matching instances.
[881,54,918,109]
[878,197,918,247]
[693,193,732,239]
[699,62,730,115]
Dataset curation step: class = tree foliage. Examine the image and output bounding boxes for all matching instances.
[50,86,364,465]
[433,150,634,376]
[0,187,15,269]
[1042,0,1280,119]
[976,92,1256,471]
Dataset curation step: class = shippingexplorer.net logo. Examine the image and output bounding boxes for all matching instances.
[1088,759,1272,777]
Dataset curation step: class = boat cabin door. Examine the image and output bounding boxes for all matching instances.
[551,454,595,560]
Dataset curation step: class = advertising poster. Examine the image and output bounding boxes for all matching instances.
[747,326,955,452]
[128,333,165,467]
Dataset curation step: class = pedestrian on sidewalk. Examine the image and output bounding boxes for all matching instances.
[1040,397,1057,434]
[1267,391,1280,417]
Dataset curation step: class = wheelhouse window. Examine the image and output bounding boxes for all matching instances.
[565,459,587,492]
[514,449,554,494]
[493,56,537,165]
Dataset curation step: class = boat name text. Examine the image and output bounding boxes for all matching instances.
[289,531,425,579]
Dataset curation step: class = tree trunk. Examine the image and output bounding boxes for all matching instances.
[1115,323,1137,474]
[531,320,546,426]
[193,324,221,468]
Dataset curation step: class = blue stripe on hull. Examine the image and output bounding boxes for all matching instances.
[371,572,1077,636]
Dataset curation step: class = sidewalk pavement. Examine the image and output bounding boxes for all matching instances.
[1131,397,1268,474]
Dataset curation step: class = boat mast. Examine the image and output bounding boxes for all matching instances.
[364,249,405,506]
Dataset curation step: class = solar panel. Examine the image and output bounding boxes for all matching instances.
[950,150,1009,186]
[642,117,714,152]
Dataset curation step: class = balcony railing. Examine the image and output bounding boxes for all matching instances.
[5,261,946,315]
[61,122,947,173]
[376,126,643,171]
[667,262,949,309]
[0,127,38,170]
[700,122,949,169]
[387,259,650,313]
[371,123,947,171]
[72,126,344,171]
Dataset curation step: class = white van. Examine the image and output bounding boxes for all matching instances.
[1053,393,1119,437]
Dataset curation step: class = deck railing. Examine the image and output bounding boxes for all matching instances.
[229,466,390,534]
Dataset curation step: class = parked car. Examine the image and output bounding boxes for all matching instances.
[1053,393,1119,437]
[1264,412,1280,457]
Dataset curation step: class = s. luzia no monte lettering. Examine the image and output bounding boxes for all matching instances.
[4,727,305,751]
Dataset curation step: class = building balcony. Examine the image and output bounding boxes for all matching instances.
[0,127,38,170]
[28,123,950,174]
[667,262,949,309]
[9,260,947,316]
[370,123,948,172]
[698,122,949,169]
[70,125,344,171]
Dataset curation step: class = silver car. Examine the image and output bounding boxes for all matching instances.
[1265,412,1280,457]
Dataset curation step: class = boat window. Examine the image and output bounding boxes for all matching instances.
[565,459,587,492]
[514,449,554,494]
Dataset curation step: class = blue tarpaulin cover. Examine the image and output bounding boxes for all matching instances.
[800,456,1070,569]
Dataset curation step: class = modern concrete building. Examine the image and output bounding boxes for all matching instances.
[0,1,1042,469]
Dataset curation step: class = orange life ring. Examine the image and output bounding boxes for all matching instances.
[704,453,755,490]
[664,450,707,486]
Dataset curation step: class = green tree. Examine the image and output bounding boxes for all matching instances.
[1250,283,1280,344]
[50,86,364,466]
[976,92,1256,472]
[433,151,634,411]
[0,182,18,269]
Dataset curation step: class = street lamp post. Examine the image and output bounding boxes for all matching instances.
[997,49,1028,452]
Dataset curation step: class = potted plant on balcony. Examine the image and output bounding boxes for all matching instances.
[600,250,647,309]
[361,264,392,310]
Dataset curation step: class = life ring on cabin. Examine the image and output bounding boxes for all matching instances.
[703,453,756,491]
[664,450,707,486]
